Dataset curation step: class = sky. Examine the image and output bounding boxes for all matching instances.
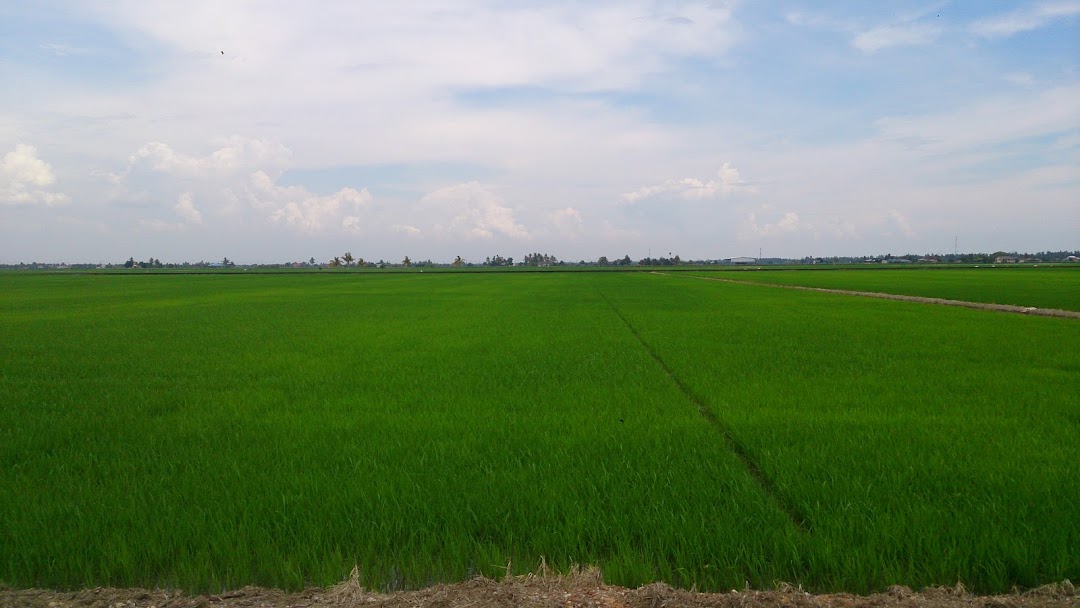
[1,1,1078,264]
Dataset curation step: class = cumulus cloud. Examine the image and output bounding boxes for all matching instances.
[2,144,56,187]
[341,216,362,234]
[0,144,69,206]
[126,137,291,179]
[621,163,751,203]
[139,218,186,232]
[112,138,373,235]
[550,207,584,237]
[241,171,372,233]
[57,216,110,233]
[886,209,916,237]
[740,207,858,241]
[743,211,804,238]
[971,2,1080,37]
[173,192,202,224]
[392,224,422,236]
[420,182,529,239]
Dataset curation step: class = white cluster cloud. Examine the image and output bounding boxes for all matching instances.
[246,172,373,234]
[621,163,750,203]
[173,193,202,224]
[740,205,860,242]
[102,136,547,244]
[0,144,69,206]
[420,182,529,240]
[886,209,916,238]
[108,137,374,235]
[139,218,186,232]
[550,207,584,237]
[744,210,804,238]
[391,224,422,237]
[126,137,291,179]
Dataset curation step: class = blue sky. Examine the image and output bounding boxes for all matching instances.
[1,1,1077,263]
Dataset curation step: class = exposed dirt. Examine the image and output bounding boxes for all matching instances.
[4,570,1076,608]
[661,273,1080,319]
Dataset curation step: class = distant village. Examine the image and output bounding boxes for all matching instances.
[4,250,1078,271]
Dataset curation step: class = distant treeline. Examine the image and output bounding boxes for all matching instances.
[3,250,1077,270]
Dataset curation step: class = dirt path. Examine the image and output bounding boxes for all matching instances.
[3,572,1076,608]
[658,273,1080,319]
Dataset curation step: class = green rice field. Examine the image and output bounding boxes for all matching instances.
[1,270,1077,594]
[680,266,1080,311]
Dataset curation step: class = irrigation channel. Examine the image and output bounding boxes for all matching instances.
[656,272,1080,319]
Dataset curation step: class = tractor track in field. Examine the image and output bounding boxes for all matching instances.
[597,291,812,534]
[656,272,1080,319]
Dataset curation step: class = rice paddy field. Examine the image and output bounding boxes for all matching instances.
[1,269,1078,595]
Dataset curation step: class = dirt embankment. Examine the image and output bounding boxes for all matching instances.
[3,570,1076,608]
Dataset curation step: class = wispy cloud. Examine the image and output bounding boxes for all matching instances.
[971,1,1080,37]
[853,23,942,53]
[874,85,1080,153]
[39,43,92,56]
[786,9,943,54]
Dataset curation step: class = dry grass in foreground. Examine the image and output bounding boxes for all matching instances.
[3,567,1076,608]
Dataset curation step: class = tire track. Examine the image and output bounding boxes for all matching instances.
[597,290,811,533]
[655,272,1080,319]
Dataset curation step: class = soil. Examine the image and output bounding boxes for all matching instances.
[3,571,1076,608]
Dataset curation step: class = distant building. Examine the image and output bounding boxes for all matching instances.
[994,256,1020,264]
[727,257,757,265]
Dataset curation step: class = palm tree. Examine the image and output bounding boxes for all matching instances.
[453,256,464,267]
[342,252,354,266]
[330,257,342,268]
[402,256,411,267]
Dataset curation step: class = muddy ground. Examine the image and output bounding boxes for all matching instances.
[4,570,1076,608]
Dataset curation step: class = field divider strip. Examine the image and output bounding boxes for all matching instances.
[653,272,1080,319]
[596,290,811,534]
